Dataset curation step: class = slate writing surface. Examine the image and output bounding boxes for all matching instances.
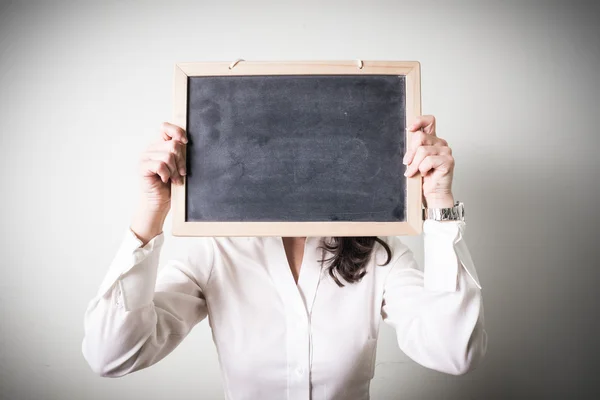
[185,75,406,222]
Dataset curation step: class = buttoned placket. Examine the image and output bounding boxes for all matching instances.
[265,236,324,400]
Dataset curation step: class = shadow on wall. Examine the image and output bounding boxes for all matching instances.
[473,157,599,400]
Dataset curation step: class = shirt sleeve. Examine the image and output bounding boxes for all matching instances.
[381,220,487,375]
[82,229,214,377]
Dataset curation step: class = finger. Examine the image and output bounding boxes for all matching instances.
[174,142,187,177]
[168,139,187,177]
[403,131,446,165]
[144,150,181,184]
[160,122,188,144]
[146,140,186,178]
[160,151,182,184]
[404,145,442,177]
[417,154,454,177]
[408,115,436,135]
[142,160,171,184]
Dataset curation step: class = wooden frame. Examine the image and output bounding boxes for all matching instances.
[172,61,422,237]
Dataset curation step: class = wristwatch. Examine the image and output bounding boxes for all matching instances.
[423,201,465,222]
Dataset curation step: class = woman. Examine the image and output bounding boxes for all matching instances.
[82,115,487,400]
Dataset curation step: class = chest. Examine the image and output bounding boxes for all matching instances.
[200,237,392,398]
[204,237,387,353]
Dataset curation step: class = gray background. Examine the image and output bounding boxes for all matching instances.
[1,0,598,399]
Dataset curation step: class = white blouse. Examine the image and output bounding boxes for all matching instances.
[82,220,486,400]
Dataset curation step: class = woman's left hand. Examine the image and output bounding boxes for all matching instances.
[403,115,455,209]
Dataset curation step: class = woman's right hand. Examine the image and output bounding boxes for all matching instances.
[138,122,188,213]
[131,122,187,245]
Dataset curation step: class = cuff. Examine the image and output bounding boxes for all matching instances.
[97,229,165,299]
[423,220,482,292]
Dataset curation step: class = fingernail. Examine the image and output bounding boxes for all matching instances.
[182,138,188,144]
[402,155,408,164]
[179,168,186,176]
[404,170,410,177]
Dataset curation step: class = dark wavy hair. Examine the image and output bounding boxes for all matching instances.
[319,237,392,287]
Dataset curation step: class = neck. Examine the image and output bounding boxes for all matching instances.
[282,237,307,284]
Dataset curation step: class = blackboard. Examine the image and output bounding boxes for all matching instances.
[171,62,422,236]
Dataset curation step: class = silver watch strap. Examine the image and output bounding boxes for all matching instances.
[422,201,465,221]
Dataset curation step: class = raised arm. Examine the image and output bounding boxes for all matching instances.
[381,220,487,375]
[82,122,212,376]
